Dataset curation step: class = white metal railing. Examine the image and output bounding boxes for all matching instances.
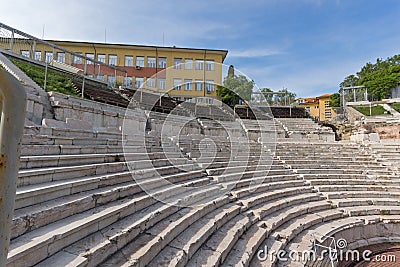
[0,22,128,95]
[0,69,26,266]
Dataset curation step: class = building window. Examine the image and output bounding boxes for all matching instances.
[173,78,182,90]
[185,58,193,69]
[136,56,145,67]
[173,97,181,102]
[45,52,53,63]
[74,53,82,64]
[206,80,214,92]
[174,58,182,69]
[325,111,332,118]
[158,57,167,68]
[158,78,166,90]
[324,101,330,108]
[146,77,155,87]
[34,51,42,61]
[305,107,310,113]
[206,60,214,71]
[86,53,94,64]
[20,50,30,58]
[195,80,203,91]
[124,76,133,88]
[107,75,116,86]
[97,54,105,63]
[195,59,203,70]
[96,75,105,81]
[184,97,192,101]
[184,79,192,91]
[147,57,156,68]
[56,53,65,63]
[108,55,117,66]
[135,77,144,88]
[124,56,134,67]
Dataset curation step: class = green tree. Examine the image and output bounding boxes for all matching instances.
[340,74,359,88]
[217,65,254,106]
[329,93,341,107]
[273,88,297,105]
[261,87,273,103]
[339,55,400,100]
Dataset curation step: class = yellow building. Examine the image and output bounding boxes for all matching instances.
[296,94,336,121]
[47,40,228,103]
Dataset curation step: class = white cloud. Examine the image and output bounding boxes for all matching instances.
[229,48,282,58]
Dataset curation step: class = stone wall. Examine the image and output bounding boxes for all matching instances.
[48,91,147,134]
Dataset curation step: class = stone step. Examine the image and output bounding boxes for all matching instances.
[286,214,400,258]
[316,184,400,193]
[339,205,400,216]
[33,144,176,157]
[219,174,301,190]
[222,194,325,267]
[329,198,400,208]
[288,164,386,170]
[194,155,275,165]
[241,190,321,214]
[248,203,342,267]
[300,173,397,180]
[23,134,122,146]
[210,169,293,183]
[280,158,376,164]
[186,213,254,267]
[20,151,185,169]
[206,164,286,176]
[232,180,310,199]
[8,181,222,267]
[294,168,392,175]
[277,155,373,161]
[97,187,228,267]
[263,209,344,266]
[24,125,134,140]
[325,191,400,200]
[12,169,208,239]
[15,168,207,210]
[17,158,195,187]
[307,178,400,187]
[149,202,242,266]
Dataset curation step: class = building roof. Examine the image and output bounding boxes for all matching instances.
[297,97,318,104]
[47,39,229,62]
[316,93,332,99]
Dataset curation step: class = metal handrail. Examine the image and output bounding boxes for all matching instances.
[0,69,26,266]
[0,22,127,74]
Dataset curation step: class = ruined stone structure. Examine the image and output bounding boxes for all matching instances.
[2,56,400,267]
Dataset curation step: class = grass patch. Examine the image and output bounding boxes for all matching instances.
[10,58,78,96]
[353,105,388,116]
[390,103,400,113]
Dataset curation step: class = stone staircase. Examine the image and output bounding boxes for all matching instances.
[8,115,400,266]
[276,118,335,141]
[8,123,226,267]
[3,80,400,267]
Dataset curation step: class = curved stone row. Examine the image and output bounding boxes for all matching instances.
[7,114,400,267]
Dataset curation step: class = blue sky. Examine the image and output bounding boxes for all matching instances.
[2,0,400,97]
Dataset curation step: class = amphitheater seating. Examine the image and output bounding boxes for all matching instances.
[6,84,400,266]
[8,123,227,267]
[269,106,307,118]
[178,102,236,121]
[121,88,189,115]
[9,113,400,266]
[72,79,130,108]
